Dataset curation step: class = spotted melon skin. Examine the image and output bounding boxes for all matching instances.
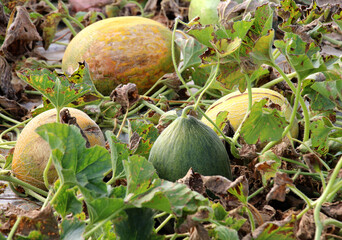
[62,16,178,95]
[12,108,105,190]
[202,88,299,139]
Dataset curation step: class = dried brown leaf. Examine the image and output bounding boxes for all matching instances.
[0,205,59,239]
[129,131,141,152]
[321,201,342,221]
[295,209,328,240]
[110,83,140,112]
[242,214,295,240]
[0,56,17,100]
[177,168,205,195]
[0,96,28,120]
[1,6,42,62]
[0,4,8,36]
[60,108,90,148]
[266,172,293,202]
[303,153,322,174]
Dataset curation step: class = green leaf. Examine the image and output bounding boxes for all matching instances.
[36,123,111,198]
[310,118,332,155]
[52,181,83,218]
[187,24,215,47]
[274,32,326,80]
[212,226,239,240]
[176,36,206,71]
[130,121,159,159]
[40,12,63,50]
[241,99,287,144]
[124,155,160,197]
[114,208,155,240]
[333,9,342,31]
[310,80,342,109]
[60,219,86,240]
[17,63,93,110]
[250,29,275,65]
[133,180,209,217]
[302,79,336,111]
[105,131,128,179]
[87,197,125,224]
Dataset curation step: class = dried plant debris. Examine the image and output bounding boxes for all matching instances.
[1,6,42,62]
[0,205,59,239]
[110,83,140,113]
[0,56,17,100]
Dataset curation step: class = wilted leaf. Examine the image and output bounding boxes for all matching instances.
[295,210,328,240]
[17,64,93,110]
[110,83,140,111]
[266,172,293,202]
[256,150,281,185]
[37,2,67,50]
[177,168,205,195]
[303,153,322,173]
[321,201,342,221]
[0,206,59,239]
[0,6,42,61]
[243,215,295,240]
[0,56,16,100]
[241,99,287,144]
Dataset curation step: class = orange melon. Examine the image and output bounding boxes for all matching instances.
[62,16,178,95]
[12,108,105,190]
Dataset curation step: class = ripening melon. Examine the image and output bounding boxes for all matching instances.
[62,16,179,95]
[12,108,105,190]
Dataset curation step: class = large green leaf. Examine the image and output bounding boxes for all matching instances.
[114,208,155,240]
[36,123,111,197]
[60,219,86,240]
[87,197,125,224]
[241,99,287,144]
[124,155,160,197]
[250,29,275,65]
[52,182,83,218]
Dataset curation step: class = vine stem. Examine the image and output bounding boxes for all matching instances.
[193,57,220,111]
[116,108,129,138]
[43,155,53,189]
[49,183,64,205]
[155,214,174,233]
[260,72,297,89]
[142,100,165,115]
[314,155,342,240]
[83,207,127,239]
[172,17,196,102]
[269,63,310,142]
[7,216,22,240]
[0,175,48,196]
